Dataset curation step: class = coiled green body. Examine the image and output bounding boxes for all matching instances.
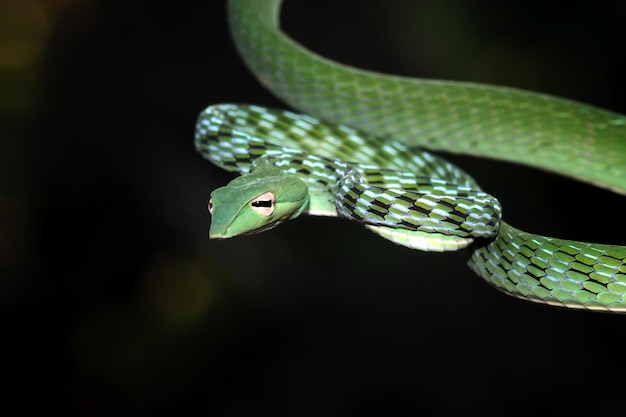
[198,0,626,312]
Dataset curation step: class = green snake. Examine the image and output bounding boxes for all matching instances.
[195,0,626,312]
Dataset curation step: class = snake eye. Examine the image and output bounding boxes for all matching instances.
[250,192,275,216]
[208,197,213,214]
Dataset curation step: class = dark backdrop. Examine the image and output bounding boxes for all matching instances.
[2,0,625,415]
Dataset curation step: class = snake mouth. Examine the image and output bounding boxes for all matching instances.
[207,231,232,240]
[208,220,284,239]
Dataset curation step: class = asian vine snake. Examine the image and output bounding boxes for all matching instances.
[196,0,626,312]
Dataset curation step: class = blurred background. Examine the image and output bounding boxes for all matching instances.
[2,0,625,415]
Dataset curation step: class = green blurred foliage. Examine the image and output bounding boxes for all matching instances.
[1,0,625,415]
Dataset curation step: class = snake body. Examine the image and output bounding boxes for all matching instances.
[197,0,626,312]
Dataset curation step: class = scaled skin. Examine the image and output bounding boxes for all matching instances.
[208,161,310,238]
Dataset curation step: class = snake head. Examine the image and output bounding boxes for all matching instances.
[207,166,309,239]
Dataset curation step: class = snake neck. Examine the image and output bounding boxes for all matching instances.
[251,153,352,217]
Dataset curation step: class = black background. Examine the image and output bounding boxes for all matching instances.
[2,0,626,415]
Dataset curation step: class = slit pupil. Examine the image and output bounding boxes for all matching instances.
[252,200,272,208]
